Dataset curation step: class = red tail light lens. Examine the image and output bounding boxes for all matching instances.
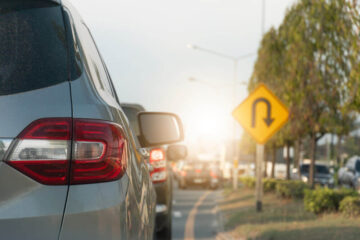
[180,170,187,177]
[6,118,72,185]
[210,171,218,178]
[149,148,166,183]
[6,118,127,185]
[71,119,127,185]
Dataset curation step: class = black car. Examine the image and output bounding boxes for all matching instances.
[121,103,185,239]
[178,161,222,189]
[299,163,334,187]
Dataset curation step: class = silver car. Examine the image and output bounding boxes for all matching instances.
[0,0,184,239]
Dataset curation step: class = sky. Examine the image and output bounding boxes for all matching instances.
[70,0,298,146]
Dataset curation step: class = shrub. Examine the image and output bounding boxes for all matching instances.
[304,188,358,214]
[276,180,309,199]
[339,196,360,217]
[239,177,255,189]
[332,188,358,208]
[263,178,278,193]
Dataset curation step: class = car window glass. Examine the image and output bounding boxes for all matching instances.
[0,2,68,95]
[356,160,360,172]
[76,22,114,97]
[63,10,83,80]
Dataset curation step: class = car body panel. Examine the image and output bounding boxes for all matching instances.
[0,76,72,240]
[59,1,156,239]
[121,103,173,232]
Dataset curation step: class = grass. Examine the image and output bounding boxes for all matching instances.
[219,187,360,240]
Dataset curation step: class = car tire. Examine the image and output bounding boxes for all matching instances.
[156,213,172,240]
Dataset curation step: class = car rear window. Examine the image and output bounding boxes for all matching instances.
[0,1,69,95]
[300,164,330,174]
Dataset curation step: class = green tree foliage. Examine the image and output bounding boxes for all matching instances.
[249,0,360,186]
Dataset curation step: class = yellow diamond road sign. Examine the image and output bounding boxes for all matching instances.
[232,83,289,144]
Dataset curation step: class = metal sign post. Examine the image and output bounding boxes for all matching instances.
[233,158,238,190]
[255,144,264,212]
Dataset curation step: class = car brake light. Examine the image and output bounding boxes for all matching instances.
[5,118,127,185]
[210,171,217,178]
[180,170,187,177]
[71,119,127,184]
[6,118,72,185]
[149,148,166,183]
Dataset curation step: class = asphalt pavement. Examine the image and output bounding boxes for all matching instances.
[172,183,223,240]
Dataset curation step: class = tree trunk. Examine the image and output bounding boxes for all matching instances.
[309,134,317,188]
[271,146,276,178]
[336,135,343,166]
[330,134,335,161]
[294,139,302,168]
[285,143,291,180]
[294,139,302,178]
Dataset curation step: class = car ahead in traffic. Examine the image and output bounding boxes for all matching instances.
[179,161,223,189]
[298,163,334,188]
[121,103,187,239]
[0,1,184,239]
[338,156,360,190]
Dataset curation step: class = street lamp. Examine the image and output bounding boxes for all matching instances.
[188,77,247,87]
[187,44,255,190]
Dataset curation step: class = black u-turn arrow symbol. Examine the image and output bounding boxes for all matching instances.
[251,98,275,128]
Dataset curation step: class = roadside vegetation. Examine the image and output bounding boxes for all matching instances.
[220,182,360,240]
[240,0,360,185]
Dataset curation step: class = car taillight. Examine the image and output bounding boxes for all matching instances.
[71,119,127,184]
[5,118,127,185]
[6,118,72,185]
[210,171,217,178]
[149,148,166,183]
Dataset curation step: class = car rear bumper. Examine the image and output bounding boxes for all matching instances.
[184,176,211,185]
[155,204,169,231]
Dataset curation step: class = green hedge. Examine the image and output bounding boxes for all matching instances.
[339,196,360,217]
[263,178,278,193]
[239,177,255,188]
[276,180,309,199]
[304,188,358,214]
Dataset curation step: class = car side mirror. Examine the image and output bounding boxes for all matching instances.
[138,112,184,147]
[167,144,187,161]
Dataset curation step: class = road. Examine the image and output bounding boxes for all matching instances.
[172,183,223,240]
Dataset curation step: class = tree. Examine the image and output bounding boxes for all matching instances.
[249,0,360,187]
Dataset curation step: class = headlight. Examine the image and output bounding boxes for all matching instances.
[301,176,308,182]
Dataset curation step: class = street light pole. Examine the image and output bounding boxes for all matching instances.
[232,59,238,190]
[187,44,254,190]
[255,0,266,212]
